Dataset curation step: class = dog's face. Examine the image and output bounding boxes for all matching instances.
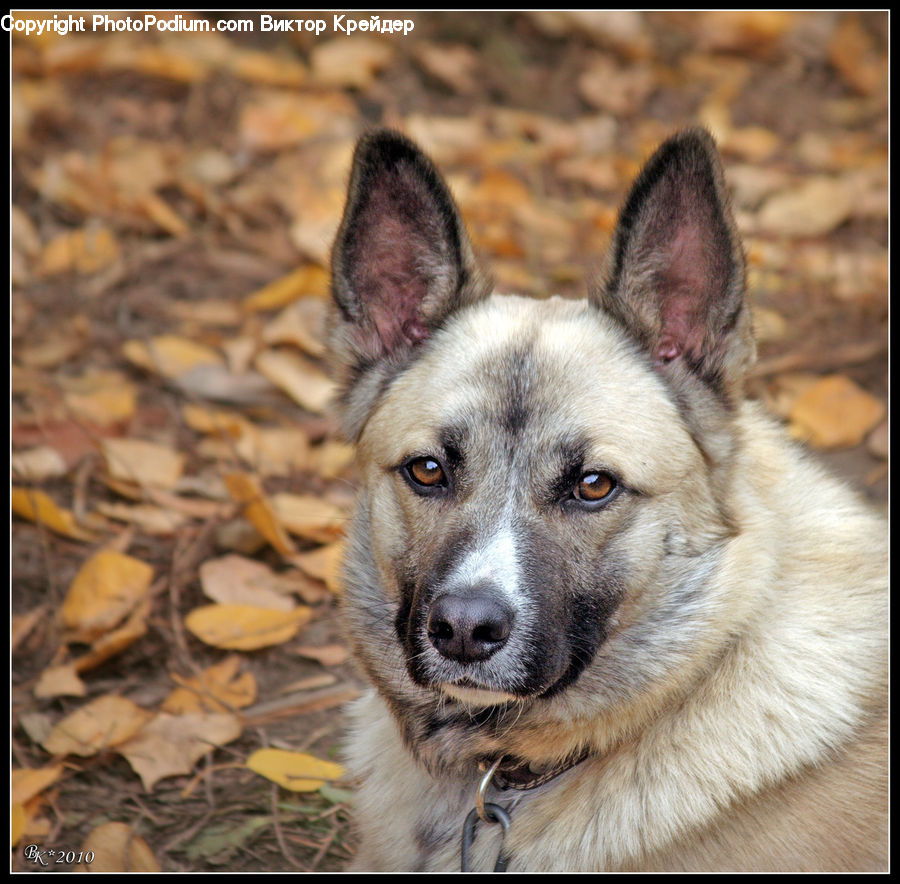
[330,130,755,753]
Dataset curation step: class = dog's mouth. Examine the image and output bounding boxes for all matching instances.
[438,680,520,707]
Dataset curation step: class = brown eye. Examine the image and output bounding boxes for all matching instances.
[407,457,447,488]
[574,472,615,502]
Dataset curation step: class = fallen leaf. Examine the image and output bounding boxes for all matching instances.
[254,349,335,414]
[578,55,655,115]
[828,13,886,97]
[223,472,296,555]
[65,385,137,427]
[61,550,153,642]
[163,656,257,715]
[117,711,243,792]
[234,425,312,477]
[94,502,188,535]
[11,487,98,542]
[33,663,87,699]
[245,747,344,792]
[73,598,151,673]
[313,441,355,480]
[38,227,120,277]
[11,803,25,847]
[291,644,349,667]
[289,542,345,593]
[239,91,356,152]
[80,822,160,872]
[11,605,48,652]
[757,177,853,237]
[102,438,185,489]
[309,36,394,89]
[243,266,331,312]
[122,335,223,379]
[788,375,886,448]
[11,766,64,807]
[43,695,151,757]
[271,493,346,544]
[413,42,479,94]
[199,555,297,612]
[184,604,312,651]
[867,420,887,460]
[230,48,308,88]
[11,446,68,481]
[261,297,327,358]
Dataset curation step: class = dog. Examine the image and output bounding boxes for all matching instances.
[326,127,888,872]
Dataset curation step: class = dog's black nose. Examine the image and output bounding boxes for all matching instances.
[426,589,514,663]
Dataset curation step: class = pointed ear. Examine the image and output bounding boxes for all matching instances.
[328,130,489,436]
[593,128,754,402]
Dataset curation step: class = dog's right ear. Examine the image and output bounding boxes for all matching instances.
[328,130,489,440]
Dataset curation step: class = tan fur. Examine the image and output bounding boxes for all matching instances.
[330,130,887,872]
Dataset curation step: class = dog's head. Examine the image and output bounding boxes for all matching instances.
[329,129,755,751]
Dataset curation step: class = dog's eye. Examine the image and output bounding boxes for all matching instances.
[573,472,616,503]
[404,456,447,490]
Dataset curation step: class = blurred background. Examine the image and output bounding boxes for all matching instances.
[11,11,887,872]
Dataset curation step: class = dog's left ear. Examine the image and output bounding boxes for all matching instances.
[593,128,755,403]
[329,130,489,439]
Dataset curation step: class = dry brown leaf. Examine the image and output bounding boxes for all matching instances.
[291,644,349,667]
[239,91,356,152]
[828,13,886,96]
[102,438,185,490]
[245,747,345,792]
[94,502,189,535]
[199,555,297,612]
[271,493,347,544]
[788,375,886,449]
[38,227,120,277]
[11,487,98,542]
[80,821,161,872]
[243,265,331,312]
[18,318,89,368]
[289,541,345,594]
[261,297,327,358]
[61,550,153,642]
[235,425,312,477]
[181,403,249,437]
[34,663,87,699]
[255,349,336,414]
[867,421,887,460]
[11,766,64,807]
[224,472,297,555]
[184,603,312,651]
[12,446,68,481]
[756,177,853,237]
[313,440,356,480]
[413,42,479,94]
[287,186,345,267]
[309,36,394,89]
[163,656,257,715]
[65,385,136,427]
[73,598,151,673]
[122,335,223,379]
[230,48,308,88]
[43,695,151,757]
[578,55,655,115]
[11,605,48,652]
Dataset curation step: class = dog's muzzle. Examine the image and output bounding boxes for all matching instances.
[426,583,514,664]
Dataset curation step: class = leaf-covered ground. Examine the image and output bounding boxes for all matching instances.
[11,11,887,872]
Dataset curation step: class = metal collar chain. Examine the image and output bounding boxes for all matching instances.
[459,750,591,872]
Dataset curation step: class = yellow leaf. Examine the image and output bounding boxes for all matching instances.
[184,604,312,651]
[43,695,151,757]
[62,550,153,642]
[234,425,312,477]
[33,663,87,699]
[11,802,25,847]
[271,493,346,544]
[102,438,185,489]
[181,403,249,437]
[199,555,296,611]
[80,822,160,872]
[73,598,151,673]
[117,712,242,791]
[224,472,296,555]
[246,747,345,792]
[65,385,136,426]
[243,266,330,313]
[39,227,120,276]
[788,375,886,449]
[11,766,64,807]
[163,655,257,714]
[290,542,346,593]
[255,349,335,414]
[261,297,327,358]
[122,334,223,379]
[11,487,98,542]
